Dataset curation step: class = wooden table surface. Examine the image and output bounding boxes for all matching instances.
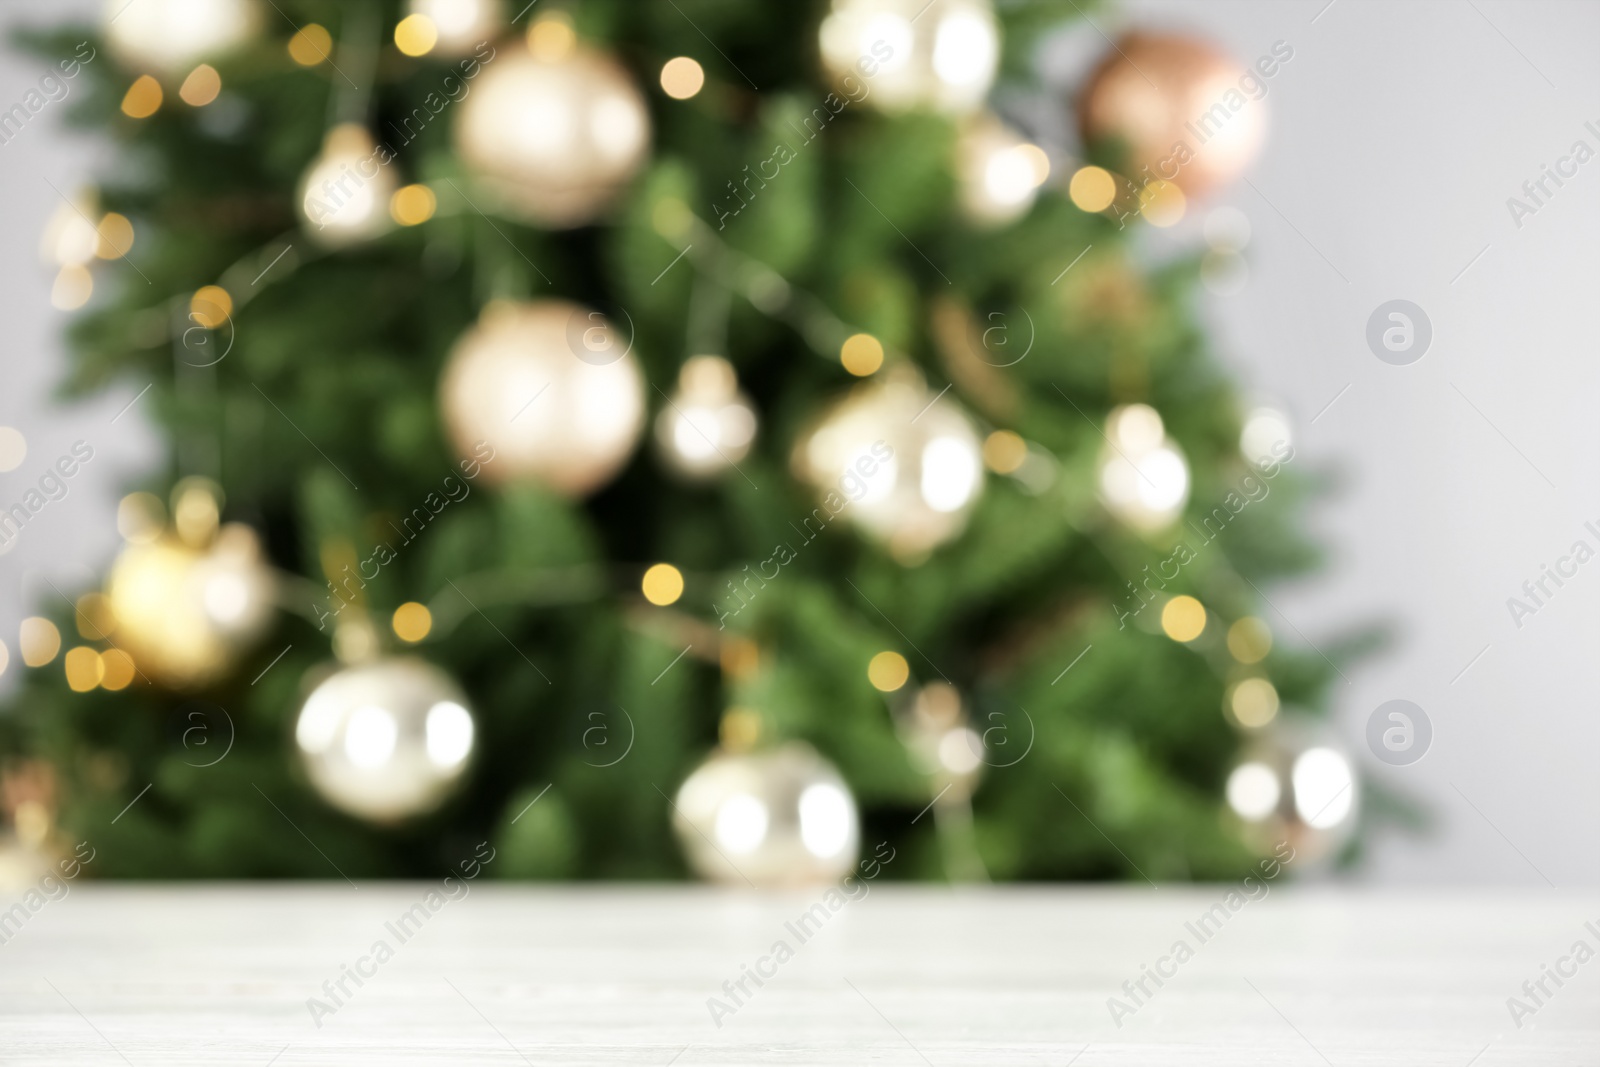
[0,885,1595,1064]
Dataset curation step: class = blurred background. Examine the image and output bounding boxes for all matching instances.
[0,0,1595,887]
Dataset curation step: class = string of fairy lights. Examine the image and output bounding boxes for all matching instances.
[8,0,1355,883]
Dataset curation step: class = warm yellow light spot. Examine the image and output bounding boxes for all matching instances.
[868,650,909,692]
[527,14,576,61]
[179,64,221,106]
[1069,165,1116,212]
[173,480,221,546]
[1016,143,1051,185]
[100,649,137,691]
[392,601,433,643]
[983,430,1027,474]
[288,24,333,66]
[652,197,692,240]
[65,646,105,692]
[1140,179,1186,228]
[1161,595,1207,642]
[390,183,437,226]
[20,618,62,668]
[395,13,438,56]
[76,593,115,640]
[1228,677,1279,728]
[51,265,93,311]
[13,800,47,845]
[190,285,233,329]
[840,333,884,377]
[118,492,166,544]
[642,563,684,606]
[720,636,760,679]
[0,638,9,678]
[96,213,135,260]
[121,75,163,119]
[1228,617,1272,664]
[720,706,762,752]
[660,56,705,100]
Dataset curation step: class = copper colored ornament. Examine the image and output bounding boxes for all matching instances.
[1077,32,1267,199]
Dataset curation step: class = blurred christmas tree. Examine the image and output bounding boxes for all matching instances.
[1,0,1359,883]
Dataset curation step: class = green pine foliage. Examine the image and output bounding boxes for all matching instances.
[5,0,1346,881]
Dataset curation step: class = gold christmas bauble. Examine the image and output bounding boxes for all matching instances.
[454,34,650,228]
[408,0,503,56]
[106,523,275,689]
[654,356,758,480]
[294,658,476,822]
[1096,403,1190,533]
[297,125,397,247]
[793,369,984,557]
[439,299,645,495]
[673,742,859,886]
[103,0,261,74]
[818,0,999,114]
[1078,32,1266,199]
[956,114,1051,227]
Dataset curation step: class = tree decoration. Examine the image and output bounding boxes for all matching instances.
[102,0,261,75]
[297,124,397,247]
[105,482,274,690]
[294,658,476,821]
[1096,403,1190,533]
[793,369,984,557]
[407,0,504,57]
[955,114,1052,227]
[1078,31,1268,199]
[819,0,1000,114]
[673,741,859,886]
[1226,725,1357,866]
[654,356,758,480]
[439,299,645,495]
[454,21,651,228]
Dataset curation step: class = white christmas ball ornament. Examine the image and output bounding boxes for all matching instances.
[454,35,650,228]
[297,125,397,247]
[956,115,1051,226]
[1096,403,1190,532]
[104,0,261,74]
[794,370,984,556]
[408,0,503,56]
[440,299,645,495]
[673,743,860,886]
[655,356,758,479]
[819,0,999,114]
[295,658,476,821]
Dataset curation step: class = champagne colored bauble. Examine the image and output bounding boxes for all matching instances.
[440,299,645,495]
[793,369,984,557]
[1225,724,1357,866]
[106,524,275,689]
[819,0,999,114]
[673,742,859,886]
[1078,32,1266,199]
[408,0,503,56]
[294,658,476,822]
[655,356,758,480]
[298,125,397,247]
[103,0,261,74]
[956,114,1051,227]
[454,38,650,228]
[1096,403,1190,533]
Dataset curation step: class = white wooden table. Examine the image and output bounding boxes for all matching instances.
[1,886,1595,1064]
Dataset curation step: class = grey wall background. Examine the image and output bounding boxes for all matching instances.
[1,0,1595,885]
